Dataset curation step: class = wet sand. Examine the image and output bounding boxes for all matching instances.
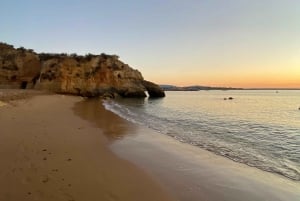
[74,98,300,201]
[0,94,175,201]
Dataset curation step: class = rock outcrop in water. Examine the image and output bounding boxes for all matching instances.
[143,80,165,97]
[0,42,165,98]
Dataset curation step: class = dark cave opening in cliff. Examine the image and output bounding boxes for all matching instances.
[20,81,28,89]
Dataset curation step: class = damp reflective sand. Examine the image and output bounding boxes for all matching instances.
[76,98,300,201]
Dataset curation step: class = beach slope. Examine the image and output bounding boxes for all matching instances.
[0,93,174,201]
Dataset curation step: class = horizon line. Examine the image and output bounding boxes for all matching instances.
[160,84,300,90]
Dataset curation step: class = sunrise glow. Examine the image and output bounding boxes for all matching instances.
[1,0,300,88]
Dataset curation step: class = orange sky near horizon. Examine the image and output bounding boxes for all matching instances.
[152,76,300,89]
[143,63,300,88]
[142,46,300,88]
[148,71,300,88]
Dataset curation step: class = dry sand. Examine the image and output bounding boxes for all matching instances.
[0,93,175,201]
[0,89,48,103]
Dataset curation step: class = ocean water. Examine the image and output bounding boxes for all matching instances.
[103,90,300,181]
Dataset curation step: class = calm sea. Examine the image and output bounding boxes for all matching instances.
[103,90,300,181]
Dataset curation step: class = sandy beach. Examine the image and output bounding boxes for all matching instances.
[0,91,174,201]
[1,91,300,201]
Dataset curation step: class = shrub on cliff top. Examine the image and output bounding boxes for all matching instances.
[0,42,14,49]
[39,53,68,61]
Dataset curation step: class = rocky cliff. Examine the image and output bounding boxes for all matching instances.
[0,42,165,98]
[0,43,40,89]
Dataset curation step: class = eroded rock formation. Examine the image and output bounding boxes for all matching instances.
[0,43,40,89]
[143,80,165,97]
[0,42,165,98]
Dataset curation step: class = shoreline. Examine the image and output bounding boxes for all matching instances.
[77,99,300,201]
[0,92,175,201]
[1,91,299,201]
[110,126,300,201]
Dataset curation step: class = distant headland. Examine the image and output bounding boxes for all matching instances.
[160,85,243,91]
[160,85,300,91]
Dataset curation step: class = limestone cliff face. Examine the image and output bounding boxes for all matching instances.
[0,42,165,98]
[35,53,148,97]
[0,43,40,89]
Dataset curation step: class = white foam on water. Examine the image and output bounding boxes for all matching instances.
[102,91,300,181]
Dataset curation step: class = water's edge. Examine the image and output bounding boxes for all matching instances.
[102,90,300,181]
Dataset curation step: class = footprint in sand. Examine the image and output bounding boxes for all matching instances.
[41,176,49,183]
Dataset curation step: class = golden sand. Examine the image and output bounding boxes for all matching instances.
[0,94,174,201]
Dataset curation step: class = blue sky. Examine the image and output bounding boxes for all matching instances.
[1,0,300,87]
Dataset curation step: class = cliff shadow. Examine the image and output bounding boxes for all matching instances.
[73,98,136,141]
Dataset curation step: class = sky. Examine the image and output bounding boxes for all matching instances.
[1,0,300,88]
